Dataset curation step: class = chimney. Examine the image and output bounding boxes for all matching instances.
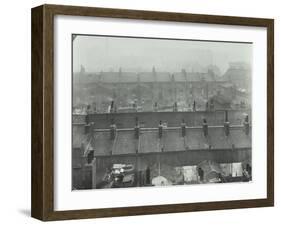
[110,101,114,113]
[152,66,156,75]
[224,111,230,136]
[173,102,178,112]
[154,102,158,112]
[244,114,250,135]
[225,110,229,122]
[158,121,163,138]
[110,123,117,140]
[181,119,186,137]
[203,118,208,137]
[135,117,140,139]
[135,126,140,139]
[193,100,196,112]
[171,73,175,82]
[224,121,230,136]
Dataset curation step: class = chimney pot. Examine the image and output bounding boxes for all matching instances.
[224,121,230,136]
[244,122,250,135]
[193,101,196,112]
[110,101,114,113]
[203,118,208,137]
[158,122,163,138]
[174,102,178,112]
[244,114,250,135]
[110,124,117,140]
[154,102,158,112]
[225,110,229,122]
[135,125,140,139]
[181,121,186,137]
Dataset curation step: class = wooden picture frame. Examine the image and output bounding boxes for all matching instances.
[31,4,274,221]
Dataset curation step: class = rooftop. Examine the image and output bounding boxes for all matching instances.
[73,70,218,84]
[76,124,251,157]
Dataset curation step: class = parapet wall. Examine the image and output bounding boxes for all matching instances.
[73,110,251,128]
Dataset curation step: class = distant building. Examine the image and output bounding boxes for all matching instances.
[222,62,251,91]
[72,67,230,112]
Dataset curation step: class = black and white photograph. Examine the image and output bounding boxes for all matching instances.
[72,34,252,190]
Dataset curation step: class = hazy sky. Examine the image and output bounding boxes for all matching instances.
[73,35,252,74]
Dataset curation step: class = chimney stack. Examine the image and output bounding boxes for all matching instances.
[181,119,186,137]
[203,118,208,137]
[135,117,140,139]
[152,66,156,75]
[225,110,229,122]
[244,114,250,135]
[158,121,163,138]
[110,101,114,113]
[193,100,196,112]
[110,123,117,140]
[154,102,158,112]
[224,111,230,136]
[173,102,178,112]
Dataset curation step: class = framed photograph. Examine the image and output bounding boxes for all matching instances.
[31,4,274,221]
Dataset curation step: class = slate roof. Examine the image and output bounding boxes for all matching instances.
[74,71,217,84]
[138,72,155,83]
[120,72,138,83]
[113,131,138,155]
[139,130,162,153]
[77,125,251,156]
[162,129,186,152]
[173,72,187,82]
[156,72,171,82]
[92,131,113,156]
[99,72,120,83]
[184,128,209,150]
